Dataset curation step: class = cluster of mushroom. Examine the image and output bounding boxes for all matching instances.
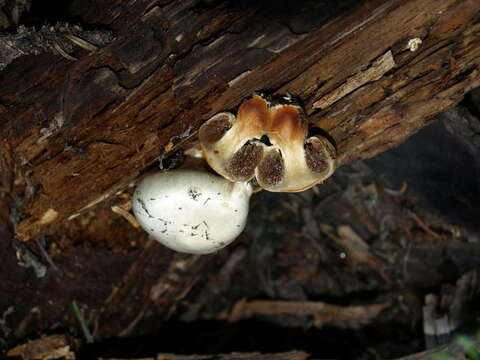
[133,94,337,254]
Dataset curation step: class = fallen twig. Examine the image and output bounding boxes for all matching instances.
[223,299,390,329]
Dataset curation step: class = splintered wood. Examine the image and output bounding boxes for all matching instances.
[312,51,396,110]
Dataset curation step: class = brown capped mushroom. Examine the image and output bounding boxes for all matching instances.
[199,94,337,192]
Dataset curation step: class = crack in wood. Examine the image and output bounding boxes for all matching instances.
[313,50,396,110]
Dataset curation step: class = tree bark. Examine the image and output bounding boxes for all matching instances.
[0,0,478,242]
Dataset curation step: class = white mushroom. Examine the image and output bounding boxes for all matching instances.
[132,169,253,254]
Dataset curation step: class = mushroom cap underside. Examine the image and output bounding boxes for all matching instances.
[199,95,337,192]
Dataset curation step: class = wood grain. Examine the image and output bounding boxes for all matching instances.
[0,0,478,241]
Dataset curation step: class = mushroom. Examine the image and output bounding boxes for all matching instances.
[132,169,253,254]
[132,93,337,254]
[198,94,336,192]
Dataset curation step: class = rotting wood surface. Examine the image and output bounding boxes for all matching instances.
[0,0,478,242]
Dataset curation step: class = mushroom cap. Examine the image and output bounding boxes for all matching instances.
[199,94,337,192]
[133,169,252,254]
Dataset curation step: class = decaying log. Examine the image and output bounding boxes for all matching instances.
[0,0,478,241]
[0,24,114,70]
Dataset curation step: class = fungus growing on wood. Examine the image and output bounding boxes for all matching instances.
[132,169,253,254]
[133,94,337,254]
[199,94,337,192]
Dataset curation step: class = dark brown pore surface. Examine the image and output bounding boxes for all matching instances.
[257,150,285,186]
[226,142,264,181]
[199,115,232,144]
[304,142,329,173]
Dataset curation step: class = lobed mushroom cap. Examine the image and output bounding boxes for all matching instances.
[199,94,337,192]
